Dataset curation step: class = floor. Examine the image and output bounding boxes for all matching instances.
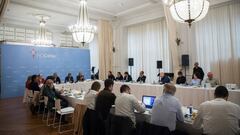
[0,97,71,135]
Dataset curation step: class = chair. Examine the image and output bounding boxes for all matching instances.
[36,92,45,116]
[83,108,105,135]
[32,91,40,106]
[136,121,171,135]
[42,96,55,126]
[27,90,33,105]
[110,115,135,135]
[73,104,87,135]
[53,99,74,134]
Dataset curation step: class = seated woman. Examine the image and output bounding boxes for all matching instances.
[108,71,115,81]
[116,72,123,81]
[84,81,101,110]
[191,73,201,86]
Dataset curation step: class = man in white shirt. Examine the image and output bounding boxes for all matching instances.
[84,81,101,110]
[115,84,146,125]
[150,83,184,132]
[193,86,240,135]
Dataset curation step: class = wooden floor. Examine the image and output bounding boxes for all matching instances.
[0,97,71,135]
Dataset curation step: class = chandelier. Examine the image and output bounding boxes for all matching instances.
[69,0,96,45]
[166,0,209,27]
[32,15,52,45]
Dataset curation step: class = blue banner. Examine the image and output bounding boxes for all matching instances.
[1,44,91,99]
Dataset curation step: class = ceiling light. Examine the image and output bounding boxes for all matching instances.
[168,0,209,27]
[32,15,52,45]
[69,0,96,45]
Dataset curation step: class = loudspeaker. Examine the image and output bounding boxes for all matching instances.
[182,55,189,66]
[157,61,162,69]
[129,58,134,66]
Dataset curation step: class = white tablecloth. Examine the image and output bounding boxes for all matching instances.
[55,81,240,108]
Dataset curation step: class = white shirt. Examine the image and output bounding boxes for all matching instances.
[84,90,98,110]
[150,93,184,131]
[115,93,146,125]
[193,98,240,135]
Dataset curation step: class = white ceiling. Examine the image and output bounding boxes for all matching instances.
[1,0,234,31]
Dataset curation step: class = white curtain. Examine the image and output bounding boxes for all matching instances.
[128,19,170,83]
[194,2,240,84]
[98,20,113,80]
[89,36,99,73]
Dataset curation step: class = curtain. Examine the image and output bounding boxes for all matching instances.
[89,36,99,73]
[98,20,113,80]
[128,19,170,83]
[163,6,181,81]
[194,2,240,84]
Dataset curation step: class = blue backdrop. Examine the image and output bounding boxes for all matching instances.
[0,44,91,99]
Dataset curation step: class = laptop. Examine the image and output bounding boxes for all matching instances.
[142,95,156,109]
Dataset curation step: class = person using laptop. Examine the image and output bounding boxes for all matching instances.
[115,85,146,125]
[151,83,184,133]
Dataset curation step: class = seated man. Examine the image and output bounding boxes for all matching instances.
[176,71,186,84]
[136,71,146,83]
[95,79,116,120]
[123,72,133,82]
[204,72,219,87]
[158,72,170,84]
[65,73,74,83]
[76,72,85,82]
[151,83,184,132]
[193,86,240,135]
[43,79,68,110]
[53,72,61,84]
[115,85,146,125]
[108,71,115,80]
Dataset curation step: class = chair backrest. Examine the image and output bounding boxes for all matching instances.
[136,122,171,135]
[110,115,134,135]
[83,108,105,135]
[43,96,48,106]
[73,104,87,135]
[55,99,61,111]
[32,91,40,106]
[28,90,33,97]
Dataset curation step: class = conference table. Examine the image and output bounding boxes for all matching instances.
[54,81,240,135]
[55,80,240,108]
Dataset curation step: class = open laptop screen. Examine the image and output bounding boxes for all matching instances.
[142,95,156,109]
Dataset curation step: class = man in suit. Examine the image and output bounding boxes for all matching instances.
[64,73,74,83]
[158,72,170,84]
[76,72,85,82]
[192,62,204,80]
[123,72,133,82]
[95,79,116,120]
[176,71,186,84]
[136,71,146,83]
[53,72,61,84]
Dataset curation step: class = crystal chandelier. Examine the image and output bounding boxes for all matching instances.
[167,0,209,27]
[69,0,96,45]
[32,15,52,45]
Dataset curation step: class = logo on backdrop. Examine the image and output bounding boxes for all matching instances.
[31,48,56,59]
